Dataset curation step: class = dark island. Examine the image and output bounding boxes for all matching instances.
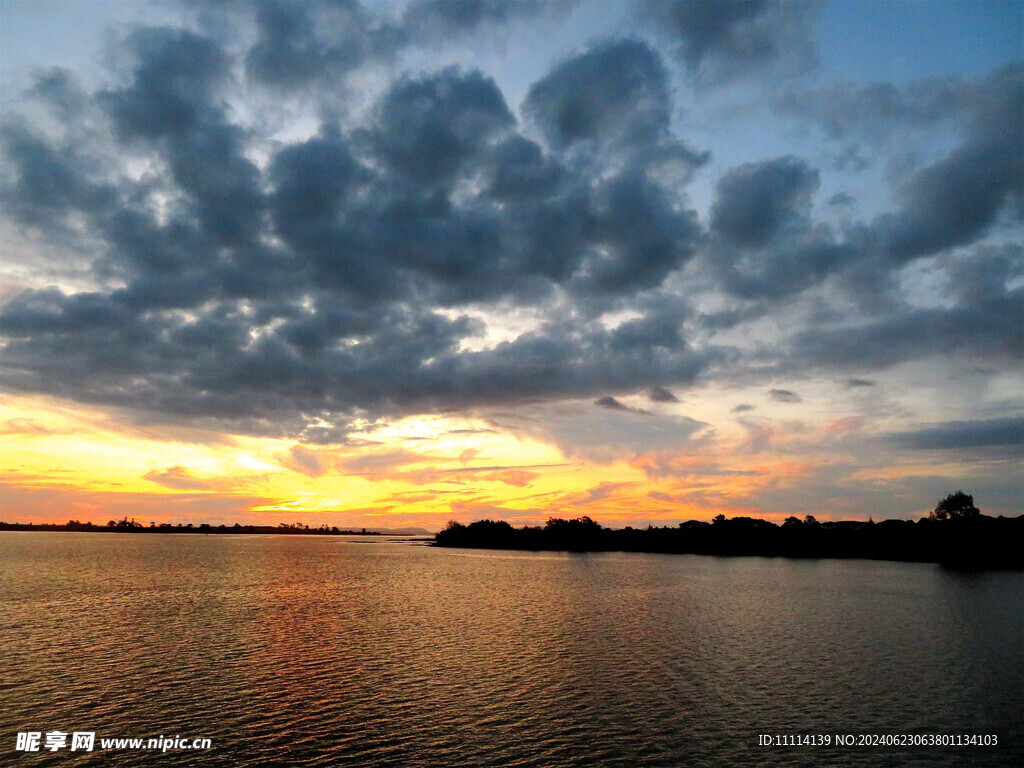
[435,492,1023,569]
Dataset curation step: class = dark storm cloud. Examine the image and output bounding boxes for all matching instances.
[373,67,515,186]
[1,18,714,441]
[711,156,819,247]
[246,0,402,87]
[101,27,229,140]
[638,0,818,82]
[887,417,1024,451]
[523,39,671,150]
[96,27,266,251]
[1,4,1019,444]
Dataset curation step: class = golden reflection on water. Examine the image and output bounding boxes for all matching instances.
[1,533,1021,767]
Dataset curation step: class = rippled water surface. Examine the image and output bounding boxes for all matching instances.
[2,532,1021,767]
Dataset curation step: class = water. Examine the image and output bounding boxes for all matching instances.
[2,532,1021,767]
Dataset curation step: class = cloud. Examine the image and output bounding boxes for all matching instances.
[0,418,65,436]
[571,481,634,506]
[0,2,1019,474]
[0,26,714,440]
[704,155,858,302]
[790,284,1024,371]
[498,402,709,465]
[711,156,819,247]
[403,0,567,40]
[639,0,818,83]
[649,385,679,403]
[524,39,671,150]
[237,0,575,96]
[781,65,1023,287]
[280,445,327,477]
[374,67,515,187]
[245,0,403,88]
[143,465,220,491]
[339,449,427,475]
[769,388,801,403]
[873,76,1022,264]
[595,396,650,415]
[887,417,1024,452]
[697,64,1022,308]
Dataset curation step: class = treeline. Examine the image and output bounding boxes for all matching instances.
[434,513,1024,569]
[0,518,380,536]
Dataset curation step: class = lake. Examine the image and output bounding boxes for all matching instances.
[2,532,1021,766]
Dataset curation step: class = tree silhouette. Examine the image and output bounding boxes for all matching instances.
[930,490,980,521]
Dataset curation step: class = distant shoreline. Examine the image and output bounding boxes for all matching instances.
[0,521,431,536]
[433,514,1024,570]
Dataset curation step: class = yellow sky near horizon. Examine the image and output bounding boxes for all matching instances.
[0,391,808,529]
[1,388,1004,530]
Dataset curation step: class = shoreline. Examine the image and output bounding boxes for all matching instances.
[433,514,1024,570]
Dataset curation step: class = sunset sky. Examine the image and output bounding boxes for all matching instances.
[1,0,1021,531]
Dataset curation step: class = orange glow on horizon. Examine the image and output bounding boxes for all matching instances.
[3,392,964,529]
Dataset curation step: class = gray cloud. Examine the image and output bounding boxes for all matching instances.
[143,465,219,490]
[887,417,1024,452]
[785,65,1023,292]
[711,155,819,247]
[595,396,651,415]
[1,4,1019,451]
[240,0,572,91]
[0,24,719,442]
[639,0,818,83]
[704,156,860,302]
[524,39,671,151]
[703,64,1023,308]
[246,0,403,88]
[769,388,801,403]
[790,281,1024,371]
[649,385,679,403]
[403,0,565,39]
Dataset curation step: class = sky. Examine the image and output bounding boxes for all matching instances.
[0,0,1021,531]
